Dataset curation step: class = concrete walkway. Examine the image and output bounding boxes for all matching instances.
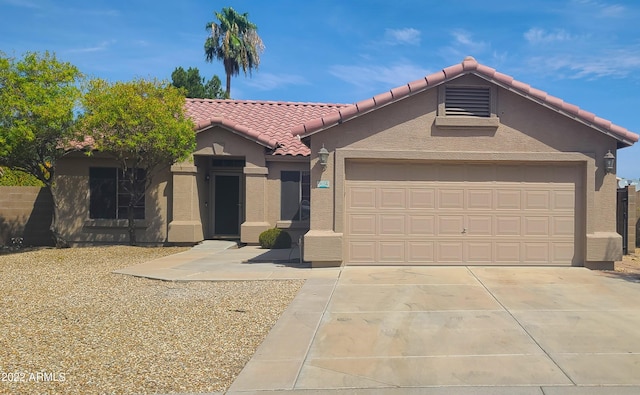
[116,243,640,394]
[114,240,340,281]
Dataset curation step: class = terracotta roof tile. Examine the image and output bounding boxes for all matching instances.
[185,98,347,156]
[293,56,638,146]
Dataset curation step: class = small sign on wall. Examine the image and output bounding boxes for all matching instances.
[317,180,330,188]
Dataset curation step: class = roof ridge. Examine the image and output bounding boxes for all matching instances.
[185,97,348,107]
[291,56,638,146]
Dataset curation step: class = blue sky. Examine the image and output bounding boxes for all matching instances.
[2,0,640,178]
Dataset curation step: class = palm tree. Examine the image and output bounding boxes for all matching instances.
[205,7,264,98]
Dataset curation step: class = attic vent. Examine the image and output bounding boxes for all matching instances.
[445,86,491,117]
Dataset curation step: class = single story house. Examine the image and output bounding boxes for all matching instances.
[56,56,638,269]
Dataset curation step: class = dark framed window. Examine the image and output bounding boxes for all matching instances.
[281,171,310,221]
[89,167,145,220]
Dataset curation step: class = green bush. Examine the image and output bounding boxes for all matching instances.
[258,228,292,249]
[0,168,44,186]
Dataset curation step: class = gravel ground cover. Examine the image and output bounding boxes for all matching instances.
[613,247,640,279]
[0,246,304,394]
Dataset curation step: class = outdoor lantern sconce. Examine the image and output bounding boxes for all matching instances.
[604,150,615,174]
[318,144,329,170]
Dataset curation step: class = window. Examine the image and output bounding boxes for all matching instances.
[281,171,310,221]
[89,167,145,220]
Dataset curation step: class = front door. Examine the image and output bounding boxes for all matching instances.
[213,174,242,236]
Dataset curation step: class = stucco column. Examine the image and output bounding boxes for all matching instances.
[240,166,271,244]
[167,164,203,243]
[585,149,622,270]
[303,142,343,267]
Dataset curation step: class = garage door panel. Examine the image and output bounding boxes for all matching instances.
[438,216,465,235]
[379,242,405,262]
[345,163,579,266]
[439,189,464,209]
[465,242,493,263]
[523,243,550,263]
[467,216,492,236]
[437,241,464,262]
[408,215,435,235]
[495,242,521,262]
[467,189,493,209]
[551,243,574,262]
[496,190,522,210]
[409,189,435,209]
[349,241,376,262]
[380,188,406,209]
[407,241,434,262]
[349,187,376,208]
[552,216,574,236]
[523,216,550,236]
[553,190,575,210]
[495,216,521,235]
[379,215,405,235]
[348,214,376,235]
[524,190,551,210]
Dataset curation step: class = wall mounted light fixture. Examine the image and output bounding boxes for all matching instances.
[318,144,329,170]
[604,150,615,174]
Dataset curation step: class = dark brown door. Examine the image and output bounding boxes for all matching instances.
[214,175,240,236]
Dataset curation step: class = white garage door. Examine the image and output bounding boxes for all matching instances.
[345,162,581,265]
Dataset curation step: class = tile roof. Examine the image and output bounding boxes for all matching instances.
[185,98,348,156]
[291,56,638,147]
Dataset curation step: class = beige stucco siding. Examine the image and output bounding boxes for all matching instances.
[192,127,269,243]
[194,126,266,168]
[266,158,310,242]
[305,74,621,267]
[56,154,171,245]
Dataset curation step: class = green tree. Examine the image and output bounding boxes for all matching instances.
[79,78,196,245]
[171,66,225,99]
[0,51,83,247]
[204,6,264,98]
[0,168,44,186]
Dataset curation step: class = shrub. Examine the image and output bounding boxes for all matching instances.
[0,168,44,186]
[258,228,292,249]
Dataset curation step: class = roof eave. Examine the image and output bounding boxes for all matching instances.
[195,119,277,149]
[469,72,638,147]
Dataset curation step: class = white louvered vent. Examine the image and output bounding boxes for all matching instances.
[445,86,491,117]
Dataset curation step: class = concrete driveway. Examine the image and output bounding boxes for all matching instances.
[228,266,640,394]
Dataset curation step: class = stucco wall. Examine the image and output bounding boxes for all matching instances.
[266,158,310,242]
[305,74,623,267]
[193,126,271,243]
[194,126,266,168]
[192,126,311,244]
[0,186,53,246]
[56,154,171,245]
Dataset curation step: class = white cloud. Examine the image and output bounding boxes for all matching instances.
[74,8,120,17]
[384,28,421,46]
[328,61,430,89]
[572,0,627,17]
[66,40,116,54]
[524,28,575,44]
[600,4,626,17]
[243,72,310,91]
[440,30,489,61]
[452,29,487,49]
[526,48,640,79]
[0,0,40,8]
